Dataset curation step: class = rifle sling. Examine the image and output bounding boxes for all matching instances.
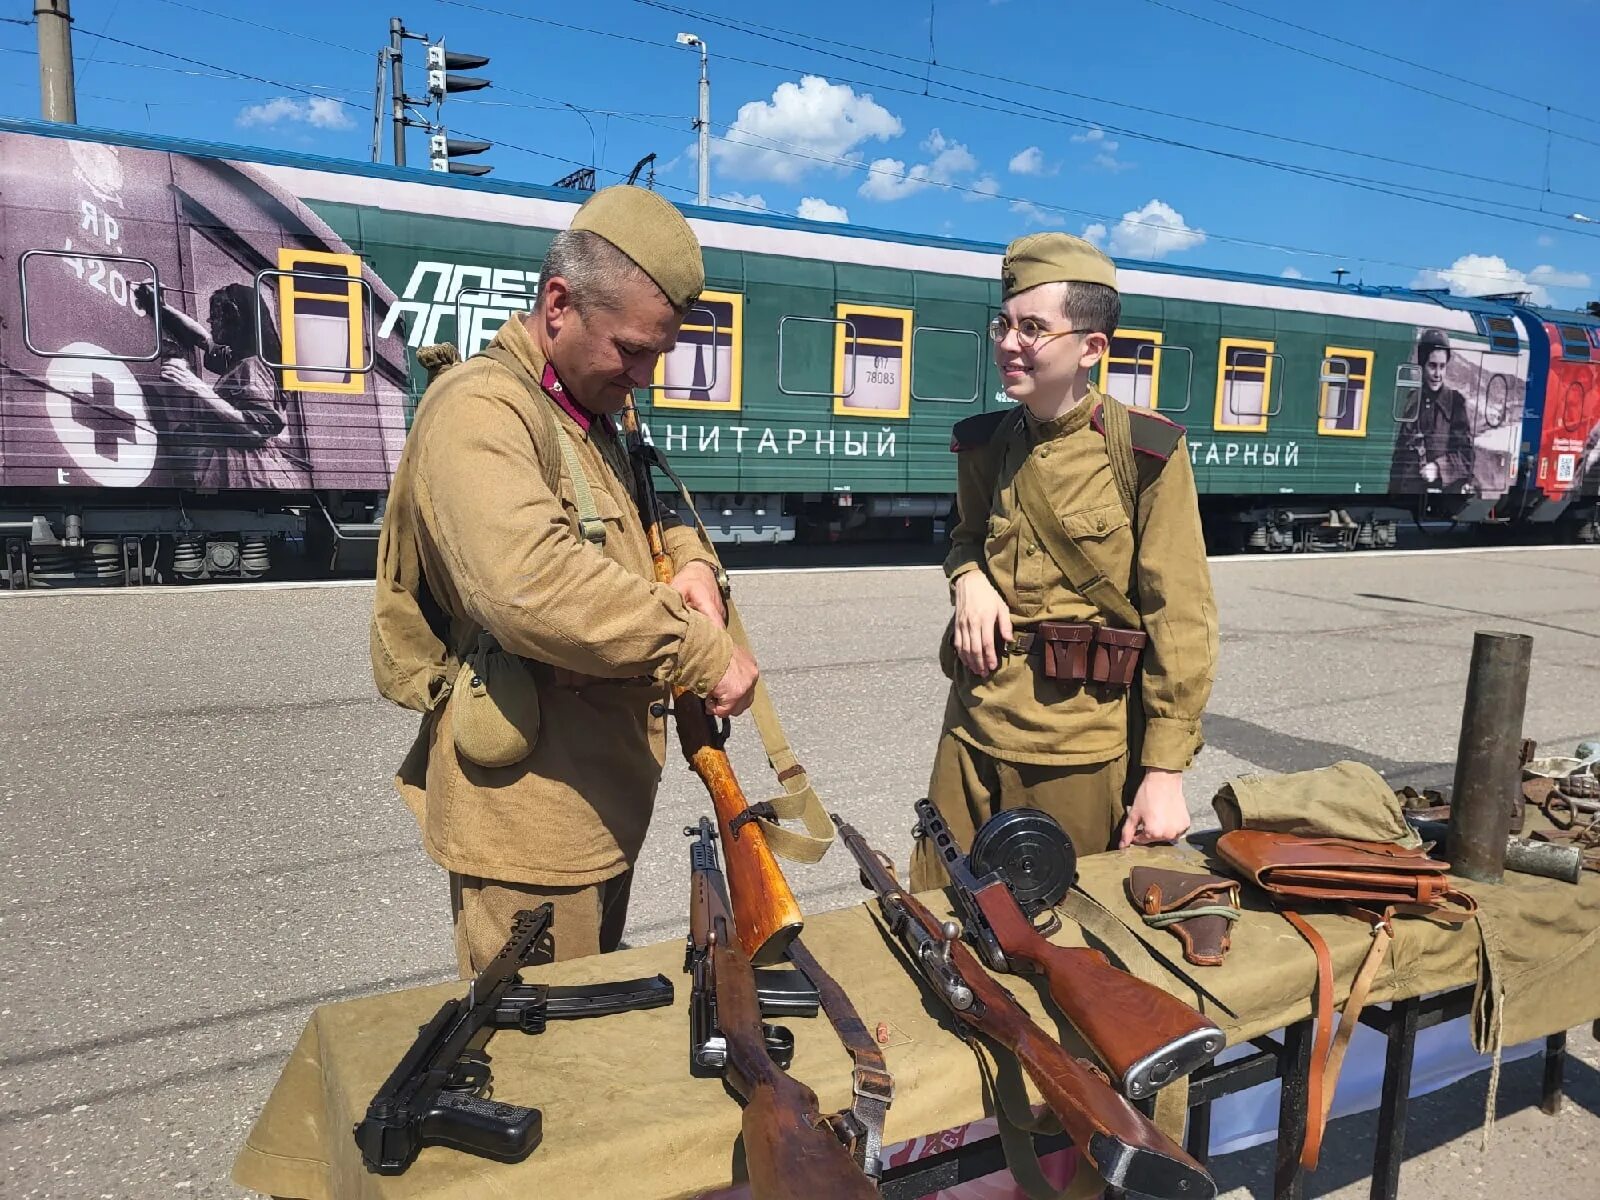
[786,937,894,1179]
[638,440,836,864]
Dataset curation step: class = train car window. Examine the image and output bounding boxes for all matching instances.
[1318,346,1373,437]
[1214,337,1277,432]
[1098,329,1164,409]
[778,314,855,398]
[1393,363,1422,421]
[652,291,743,411]
[19,249,162,362]
[834,303,912,419]
[909,326,982,403]
[264,249,374,393]
[452,282,537,357]
[1558,325,1592,362]
[1472,313,1521,354]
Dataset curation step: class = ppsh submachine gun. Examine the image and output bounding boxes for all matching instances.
[836,814,1217,1200]
[354,904,674,1175]
[915,799,1225,1099]
[685,817,885,1199]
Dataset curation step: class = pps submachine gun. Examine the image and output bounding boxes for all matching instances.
[915,799,1224,1099]
[354,904,674,1175]
[686,817,881,1200]
[836,814,1216,1200]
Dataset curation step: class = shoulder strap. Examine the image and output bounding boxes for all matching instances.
[1013,457,1142,630]
[478,346,605,546]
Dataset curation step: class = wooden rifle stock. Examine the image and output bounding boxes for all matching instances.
[713,936,879,1199]
[898,892,1214,1200]
[623,397,802,966]
[970,884,1223,1098]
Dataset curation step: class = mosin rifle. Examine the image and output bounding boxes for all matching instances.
[685,817,882,1199]
[835,815,1216,1200]
[623,394,805,966]
[354,905,674,1174]
[915,799,1224,1098]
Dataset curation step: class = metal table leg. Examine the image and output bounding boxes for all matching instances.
[1273,1019,1314,1200]
[1370,996,1420,1200]
[1540,1031,1566,1116]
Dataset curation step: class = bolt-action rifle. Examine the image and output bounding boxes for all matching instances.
[623,394,804,966]
[835,815,1216,1200]
[915,799,1224,1098]
[686,817,881,1199]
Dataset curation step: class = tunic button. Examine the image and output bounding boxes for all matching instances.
[1026,544,1037,556]
[1096,515,1106,532]
[1040,446,1051,458]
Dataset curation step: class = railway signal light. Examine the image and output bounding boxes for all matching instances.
[426,42,491,99]
[430,129,493,176]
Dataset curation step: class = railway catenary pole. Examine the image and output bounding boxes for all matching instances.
[35,0,77,124]
[389,18,408,167]
[371,48,390,164]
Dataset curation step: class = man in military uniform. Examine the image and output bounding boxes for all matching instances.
[910,233,1218,891]
[1388,327,1476,495]
[372,186,758,973]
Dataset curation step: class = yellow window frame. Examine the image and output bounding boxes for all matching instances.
[276,248,366,394]
[1318,345,1373,438]
[651,289,744,411]
[1213,336,1275,434]
[833,302,912,419]
[1098,328,1164,410]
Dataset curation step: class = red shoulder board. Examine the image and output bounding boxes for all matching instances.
[950,409,1012,453]
[1090,403,1185,461]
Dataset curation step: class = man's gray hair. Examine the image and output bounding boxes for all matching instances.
[537,228,656,312]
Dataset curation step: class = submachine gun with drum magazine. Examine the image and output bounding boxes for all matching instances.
[915,799,1225,1099]
[353,905,674,1175]
[835,814,1217,1200]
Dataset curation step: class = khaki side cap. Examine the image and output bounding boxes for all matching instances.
[569,185,705,310]
[1001,231,1117,298]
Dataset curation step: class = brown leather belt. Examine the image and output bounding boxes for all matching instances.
[1008,621,1147,689]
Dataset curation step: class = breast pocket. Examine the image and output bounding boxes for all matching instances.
[1052,502,1133,586]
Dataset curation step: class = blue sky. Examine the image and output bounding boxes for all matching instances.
[4,0,1598,308]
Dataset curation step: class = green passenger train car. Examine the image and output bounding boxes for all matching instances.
[0,117,1534,585]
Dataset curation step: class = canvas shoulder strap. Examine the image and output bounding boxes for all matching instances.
[477,345,605,546]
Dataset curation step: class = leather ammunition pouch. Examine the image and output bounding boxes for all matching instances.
[1012,622,1148,689]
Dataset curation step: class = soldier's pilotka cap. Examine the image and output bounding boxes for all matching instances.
[1001,231,1117,299]
[569,185,705,310]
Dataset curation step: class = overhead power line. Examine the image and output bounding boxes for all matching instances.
[1132,0,1600,149]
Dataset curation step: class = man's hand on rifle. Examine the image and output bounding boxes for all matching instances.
[671,560,727,626]
[707,645,758,719]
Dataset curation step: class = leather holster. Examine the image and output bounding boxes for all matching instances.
[1126,866,1240,967]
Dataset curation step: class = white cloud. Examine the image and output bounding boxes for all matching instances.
[1008,146,1055,176]
[712,191,768,213]
[1411,254,1592,307]
[1011,199,1064,228]
[1081,222,1107,247]
[1537,234,1556,248]
[237,96,353,130]
[858,128,978,201]
[1072,127,1130,172]
[966,175,1001,202]
[797,196,850,223]
[1281,267,1305,279]
[710,76,901,183]
[1107,199,1205,260]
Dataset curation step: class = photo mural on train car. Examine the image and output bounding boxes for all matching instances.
[0,130,408,493]
[1387,326,1524,499]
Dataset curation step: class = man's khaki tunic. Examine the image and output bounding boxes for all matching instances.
[382,315,733,954]
[912,388,1217,886]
